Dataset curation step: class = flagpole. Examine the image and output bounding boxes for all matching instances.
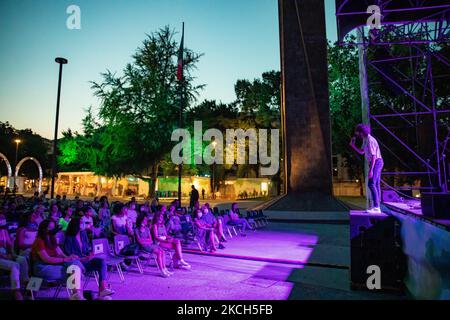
[177,22,184,207]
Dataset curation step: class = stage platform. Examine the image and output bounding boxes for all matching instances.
[1,222,404,300]
[350,200,450,300]
[383,200,450,229]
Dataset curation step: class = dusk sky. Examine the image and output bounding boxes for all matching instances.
[0,0,337,139]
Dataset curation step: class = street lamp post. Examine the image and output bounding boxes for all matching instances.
[212,141,217,200]
[13,139,21,193]
[50,57,68,199]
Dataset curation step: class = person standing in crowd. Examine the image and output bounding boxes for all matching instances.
[201,188,205,200]
[189,185,199,209]
[349,124,384,214]
[150,199,159,213]
[0,214,29,300]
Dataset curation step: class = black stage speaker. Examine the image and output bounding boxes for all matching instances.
[350,211,405,291]
[382,190,401,203]
[421,193,450,219]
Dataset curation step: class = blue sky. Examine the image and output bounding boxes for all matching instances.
[0,0,337,139]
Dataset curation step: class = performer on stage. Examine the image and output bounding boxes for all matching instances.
[349,124,384,214]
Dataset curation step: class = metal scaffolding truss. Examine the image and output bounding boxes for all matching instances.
[336,0,450,194]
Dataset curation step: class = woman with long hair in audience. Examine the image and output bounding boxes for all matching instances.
[31,219,86,300]
[0,213,29,300]
[152,209,191,270]
[48,203,61,223]
[15,212,39,256]
[63,217,115,298]
[135,213,172,277]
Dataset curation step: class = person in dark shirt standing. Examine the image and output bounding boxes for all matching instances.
[189,185,199,209]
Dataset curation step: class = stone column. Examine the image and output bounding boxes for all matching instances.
[271,0,343,211]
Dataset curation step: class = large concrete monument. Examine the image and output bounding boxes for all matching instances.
[271,0,344,211]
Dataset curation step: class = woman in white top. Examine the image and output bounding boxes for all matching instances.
[111,203,133,237]
[126,202,138,227]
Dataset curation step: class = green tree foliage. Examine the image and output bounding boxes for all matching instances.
[327,41,364,182]
[184,72,282,193]
[58,26,204,197]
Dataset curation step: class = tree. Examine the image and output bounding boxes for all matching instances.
[327,41,364,186]
[60,26,204,197]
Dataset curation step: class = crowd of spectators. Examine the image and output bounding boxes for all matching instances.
[0,186,258,300]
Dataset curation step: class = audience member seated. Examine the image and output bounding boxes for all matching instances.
[48,203,61,224]
[126,201,138,228]
[58,207,73,232]
[166,205,193,243]
[111,203,133,238]
[135,214,172,277]
[229,203,254,236]
[32,204,45,226]
[31,219,86,300]
[63,218,115,298]
[0,214,29,300]
[202,204,226,246]
[179,208,194,242]
[194,209,218,252]
[159,205,168,221]
[5,201,20,223]
[91,197,100,211]
[140,200,152,217]
[81,206,100,238]
[73,199,85,216]
[152,210,191,270]
[15,213,39,256]
[150,199,159,213]
[98,199,112,238]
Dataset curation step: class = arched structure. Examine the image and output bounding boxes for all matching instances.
[15,157,43,193]
[0,152,12,188]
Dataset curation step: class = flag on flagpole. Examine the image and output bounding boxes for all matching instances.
[177,23,185,82]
